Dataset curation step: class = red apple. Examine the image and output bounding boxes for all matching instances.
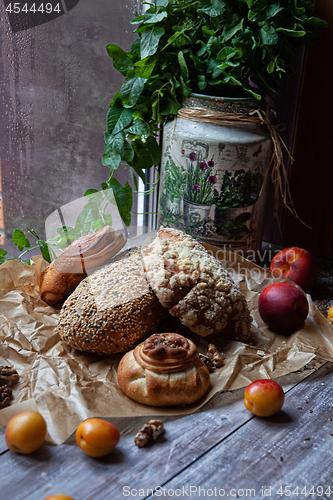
[244,379,285,417]
[270,246,318,292]
[258,282,309,331]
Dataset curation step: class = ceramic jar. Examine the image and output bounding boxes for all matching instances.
[157,94,273,253]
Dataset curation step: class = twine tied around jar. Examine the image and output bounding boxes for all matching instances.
[177,106,310,232]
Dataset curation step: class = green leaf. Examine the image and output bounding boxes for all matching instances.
[102,182,115,203]
[207,58,224,79]
[102,149,122,171]
[84,189,99,196]
[240,83,262,100]
[224,76,242,87]
[207,36,222,56]
[108,178,132,226]
[259,22,279,45]
[140,27,165,59]
[106,44,132,75]
[276,27,306,37]
[197,74,207,90]
[197,0,226,17]
[122,141,135,163]
[39,242,53,263]
[142,11,168,24]
[134,56,157,79]
[125,118,150,135]
[130,168,139,191]
[156,0,168,6]
[124,181,133,212]
[120,76,147,107]
[0,248,7,258]
[132,164,146,184]
[247,0,282,22]
[75,204,99,235]
[217,46,235,62]
[104,130,125,153]
[164,30,183,49]
[178,51,189,80]
[161,99,179,115]
[132,141,154,169]
[13,229,30,251]
[267,61,275,73]
[180,75,192,97]
[145,136,162,165]
[223,15,244,41]
[104,213,113,226]
[106,102,133,134]
[130,14,144,25]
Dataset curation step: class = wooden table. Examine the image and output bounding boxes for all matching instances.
[1,244,333,500]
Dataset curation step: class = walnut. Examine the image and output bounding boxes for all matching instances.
[199,344,224,370]
[134,420,164,448]
[207,344,224,368]
[0,385,12,409]
[199,353,214,372]
[149,420,164,441]
[0,366,19,384]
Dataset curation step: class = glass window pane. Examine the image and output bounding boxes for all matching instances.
[0,0,144,258]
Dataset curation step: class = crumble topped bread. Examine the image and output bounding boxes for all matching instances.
[56,248,167,354]
[141,227,252,342]
[117,333,211,406]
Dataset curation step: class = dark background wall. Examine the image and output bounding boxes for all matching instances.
[264,0,333,258]
[279,0,333,258]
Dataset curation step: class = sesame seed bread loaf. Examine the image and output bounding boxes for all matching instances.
[56,248,167,354]
[141,227,252,342]
[117,333,211,406]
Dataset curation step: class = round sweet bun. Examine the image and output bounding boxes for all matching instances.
[117,332,211,407]
[56,248,167,354]
[141,227,252,342]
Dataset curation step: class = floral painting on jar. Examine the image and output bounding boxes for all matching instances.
[159,149,264,248]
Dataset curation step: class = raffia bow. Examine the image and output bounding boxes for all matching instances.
[177,106,310,232]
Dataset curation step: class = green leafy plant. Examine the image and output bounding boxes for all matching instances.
[164,157,186,201]
[101,0,327,225]
[0,190,116,264]
[213,169,264,210]
[183,152,216,204]
[0,228,55,265]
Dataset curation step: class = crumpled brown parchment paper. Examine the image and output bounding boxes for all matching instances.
[0,241,333,444]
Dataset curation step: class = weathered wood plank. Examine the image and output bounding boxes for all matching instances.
[0,360,326,500]
[0,426,6,455]
[158,362,333,499]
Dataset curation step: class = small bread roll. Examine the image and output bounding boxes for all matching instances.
[56,248,167,354]
[141,227,252,342]
[117,333,211,407]
[41,226,126,306]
